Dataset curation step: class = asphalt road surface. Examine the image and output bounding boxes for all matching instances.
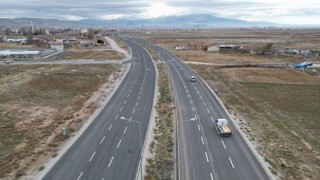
[141,40,269,180]
[43,39,155,180]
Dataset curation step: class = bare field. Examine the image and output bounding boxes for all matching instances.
[190,64,320,179]
[0,42,33,49]
[63,50,124,60]
[0,64,121,179]
[143,29,320,64]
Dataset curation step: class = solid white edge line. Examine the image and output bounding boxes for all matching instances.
[229,157,235,168]
[108,124,113,131]
[205,152,209,162]
[201,136,204,144]
[117,140,122,149]
[77,171,83,180]
[210,173,214,180]
[89,151,96,162]
[124,127,127,134]
[222,140,226,149]
[100,136,105,144]
[108,156,114,167]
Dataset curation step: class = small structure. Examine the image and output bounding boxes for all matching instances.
[175,44,189,50]
[50,43,64,51]
[207,45,220,52]
[219,45,234,51]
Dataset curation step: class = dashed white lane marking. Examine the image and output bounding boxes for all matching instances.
[197,90,200,94]
[100,136,105,144]
[201,136,204,144]
[203,101,206,106]
[200,96,203,99]
[135,102,138,106]
[132,108,136,114]
[127,94,130,98]
[188,94,190,98]
[115,115,118,120]
[120,107,123,111]
[140,91,142,95]
[77,171,83,180]
[195,86,197,89]
[211,117,214,121]
[198,124,201,131]
[205,152,209,162]
[124,100,126,104]
[130,90,132,93]
[89,151,96,162]
[117,140,122,149]
[138,96,140,100]
[123,127,127,134]
[108,124,113,131]
[192,107,195,111]
[222,140,226,149]
[190,100,192,104]
[229,157,235,168]
[207,108,210,113]
[108,156,114,167]
[210,173,214,180]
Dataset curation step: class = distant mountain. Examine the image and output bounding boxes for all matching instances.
[0,14,274,28]
[80,14,274,28]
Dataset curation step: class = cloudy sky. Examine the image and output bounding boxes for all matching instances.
[0,0,319,24]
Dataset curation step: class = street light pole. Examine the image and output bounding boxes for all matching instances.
[120,117,142,180]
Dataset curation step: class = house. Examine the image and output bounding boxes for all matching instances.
[207,45,220,52]
[192,43,208,50]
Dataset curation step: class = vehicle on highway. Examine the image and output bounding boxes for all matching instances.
[215,119,232,136]
[3,59,14,64]
[190,76,196,82]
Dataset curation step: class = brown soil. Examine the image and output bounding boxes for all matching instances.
[190,64,320,179]
[63,50,123,60]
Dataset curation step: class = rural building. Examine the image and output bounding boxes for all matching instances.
[0,50,40,59]
[219,45,234,51]
[192,43,208,50]
[175,44,189,50]
[207,45,220,52]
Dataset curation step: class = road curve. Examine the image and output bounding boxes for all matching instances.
[43,38,155,180]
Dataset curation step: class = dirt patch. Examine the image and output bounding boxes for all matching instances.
[0,64,121,179]
[62,50,123,60]
[190,64,320,179]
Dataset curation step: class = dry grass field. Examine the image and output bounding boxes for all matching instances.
[190,65,320,179]
[0,64,121,178]
[62,50,123,60]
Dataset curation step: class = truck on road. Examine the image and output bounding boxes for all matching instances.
[215,119,232,136]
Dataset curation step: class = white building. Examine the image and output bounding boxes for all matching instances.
[50,43,64,51]
[207,45,220,52]
[0,50,40,58]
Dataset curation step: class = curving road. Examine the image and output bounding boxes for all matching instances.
[43,39,155,180]
[141,40,269,180]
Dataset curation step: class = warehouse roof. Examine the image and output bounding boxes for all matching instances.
[0,50,40,55]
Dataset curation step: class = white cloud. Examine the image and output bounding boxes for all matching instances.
[99,14,125,20]
[139,2,187,19]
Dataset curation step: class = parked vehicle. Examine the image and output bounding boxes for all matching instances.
[215,119,232,136]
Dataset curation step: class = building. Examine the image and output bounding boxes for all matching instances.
[207,45,220,52]
[50,43,64,51]
[0,50,40,59]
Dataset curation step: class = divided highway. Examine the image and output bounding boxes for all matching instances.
[142,41,269,180]
[43,39,155,180]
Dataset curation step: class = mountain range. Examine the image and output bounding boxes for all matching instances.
[0,14,274,28]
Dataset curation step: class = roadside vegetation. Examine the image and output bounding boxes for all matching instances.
[190,65,320,179]
[0,64,121,179]
[145,64,174,180]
